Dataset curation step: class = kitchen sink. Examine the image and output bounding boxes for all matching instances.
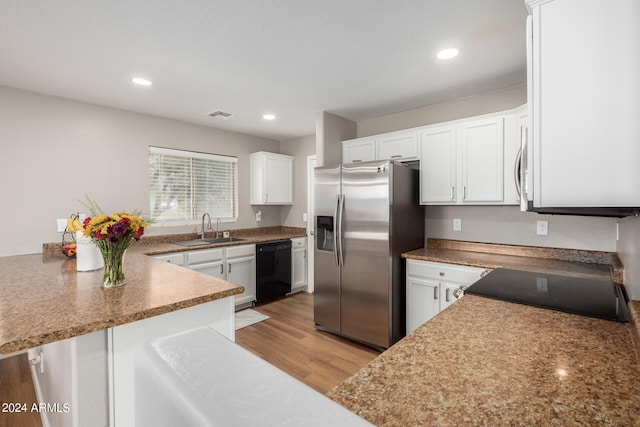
[173,237,246,247]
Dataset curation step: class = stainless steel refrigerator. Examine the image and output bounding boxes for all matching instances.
[314,160,424,349]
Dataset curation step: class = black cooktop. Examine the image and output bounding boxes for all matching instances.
[465,268,628,322]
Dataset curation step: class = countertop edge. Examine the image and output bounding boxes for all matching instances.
[0,286,243,355]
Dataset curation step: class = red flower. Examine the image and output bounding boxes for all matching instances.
[134,227,144,240]
[83,217,91,227]
[94,231,106,240]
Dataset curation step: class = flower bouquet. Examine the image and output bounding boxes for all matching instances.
[82,212,148,288]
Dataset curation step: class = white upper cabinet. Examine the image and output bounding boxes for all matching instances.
[376,131,419,162]
[527,0,640,207]
[343,108,522,206]
[420,111,519,206]
[419,126,457,203]
[460,117,504,203]
[250,152,293,205]
[342,138,376,164]
[342,131,419,164]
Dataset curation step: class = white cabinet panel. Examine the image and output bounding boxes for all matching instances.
[377,131,419,161]
[406,259,485,334]
[152,252,185,266]
[250,152,293,205]
[461,117,504,203]
[186,244,256,308]
[291,237,307,290]
[406,275,440,335]
[420,111,521,206]
[527,0,640,207]
[342,138,376,163]
[420,126,457,204]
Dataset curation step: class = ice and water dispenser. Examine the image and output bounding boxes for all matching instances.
[316,216,334,252]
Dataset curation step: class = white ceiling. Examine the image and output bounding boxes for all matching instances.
[0,0,528,141]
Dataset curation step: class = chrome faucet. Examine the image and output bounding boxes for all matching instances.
[201,213,212,239]
[215,218,221,238]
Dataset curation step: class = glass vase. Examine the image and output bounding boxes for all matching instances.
[98,241,130,288]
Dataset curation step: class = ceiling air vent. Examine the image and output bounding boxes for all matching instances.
[208,110,233,119]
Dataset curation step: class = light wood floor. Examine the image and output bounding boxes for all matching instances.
[236,292,380,394]
[0,353,42,427]
[0,292,378,427]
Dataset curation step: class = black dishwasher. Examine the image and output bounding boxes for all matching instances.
[256,240,292,304]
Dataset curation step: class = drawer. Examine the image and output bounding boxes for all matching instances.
[225,244,255,259]
[407,259,485,284]
[152,253,185,266]
[290,237,307,248]
[187,248,224,265]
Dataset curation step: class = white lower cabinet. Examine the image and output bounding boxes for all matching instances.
[290,237,307,291]
[406,259,486,334]
[151,252,185,266]
[185,244,256,308]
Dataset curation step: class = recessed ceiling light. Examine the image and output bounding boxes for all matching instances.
[436,48,459,60]
[131,77,152,86]
[263,114,276,121]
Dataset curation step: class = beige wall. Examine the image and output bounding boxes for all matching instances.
[426,206,617,252]
[280,134,315,228]
[357,84,619,253]
[0,85,281,257]
[617,216,640,300]
[315,111,355,167]
[357,84,527,137]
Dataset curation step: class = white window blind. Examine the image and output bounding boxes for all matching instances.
[149,146,238,222]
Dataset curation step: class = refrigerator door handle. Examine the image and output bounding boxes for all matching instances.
[338,194,345,267]
[333,195,340,267]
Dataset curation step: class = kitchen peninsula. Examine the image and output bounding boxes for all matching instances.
[0,244,243,427]
[0,226,307,427]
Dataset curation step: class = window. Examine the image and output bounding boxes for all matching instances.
[149,146,238,222]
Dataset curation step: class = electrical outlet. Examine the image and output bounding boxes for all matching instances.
[256,210,262,222]
[223,231,230,238]
[57,218,67,232]
[303,212,308,222]
[453,218,462,232]
[536,220,548,236]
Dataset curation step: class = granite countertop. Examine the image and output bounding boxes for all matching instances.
[402,239,623,285]
[327,239,640,425]
[133,226,307,256]
[1,226,306,355]
[328,295,640,426]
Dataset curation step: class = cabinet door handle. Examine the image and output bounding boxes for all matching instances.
[446,288,451,302]
[451,186,455,200]
[439,272,445,277]
[514,144,523,198]
[228,263,232,274]
[220,264,224,275]
[352,159,362,163]
[463,186,467,200]
[433,287,438,300]
[265,193,268,203]
[391,155,402,159]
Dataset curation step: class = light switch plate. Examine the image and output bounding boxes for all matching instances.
[57,218,67,232]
